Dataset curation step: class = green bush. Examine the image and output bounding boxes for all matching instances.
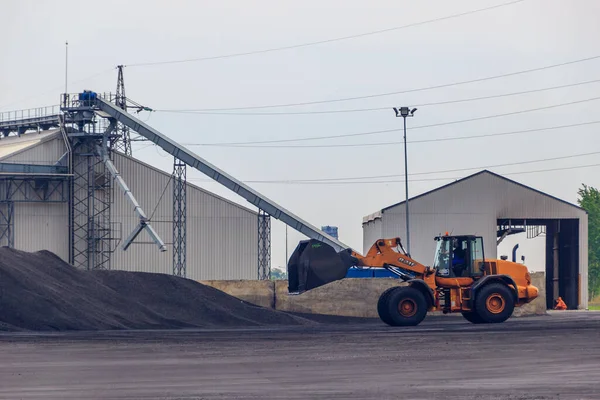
[578,184,600,299]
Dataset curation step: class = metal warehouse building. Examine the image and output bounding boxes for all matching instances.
[0,130,259,280]
[363,170,589,309]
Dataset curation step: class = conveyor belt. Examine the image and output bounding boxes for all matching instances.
[94,96,349,252]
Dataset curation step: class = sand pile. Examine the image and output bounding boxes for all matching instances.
[0,247,304,331]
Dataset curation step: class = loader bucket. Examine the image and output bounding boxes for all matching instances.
[287,239,354,293]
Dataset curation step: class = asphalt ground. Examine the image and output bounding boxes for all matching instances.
[0,312,599,400]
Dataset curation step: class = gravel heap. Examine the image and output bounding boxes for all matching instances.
[0,248,304,331]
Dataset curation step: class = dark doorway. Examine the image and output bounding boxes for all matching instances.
[497,218,580,310]
[546,219,579,310]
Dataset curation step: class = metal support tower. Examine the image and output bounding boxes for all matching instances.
[62,92,165,270]
[257,209,271,280]
[69,136,113,270]
[63,93,114,270]
[172,158,187,277]
[0,201,14,248]
[114,65,132,156]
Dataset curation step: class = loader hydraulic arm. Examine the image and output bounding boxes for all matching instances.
[355,238,433,281]
[288,237,434,293]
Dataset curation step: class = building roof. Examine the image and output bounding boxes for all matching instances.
[0,130,61,160]
[363,169,585,224]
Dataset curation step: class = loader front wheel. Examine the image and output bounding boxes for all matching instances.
[474,283,515,324]
[377,287,399,326]
[385,287,427,327]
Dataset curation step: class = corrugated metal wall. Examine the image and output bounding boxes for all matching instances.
[12,202,70,258]
[111,153,258,280]
[362,218,382,254]
[1,136,259,280]
[363,171,589,307]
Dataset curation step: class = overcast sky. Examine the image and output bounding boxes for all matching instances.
[2,0,599,271]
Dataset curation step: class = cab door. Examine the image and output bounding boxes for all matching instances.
[467,236,485,277]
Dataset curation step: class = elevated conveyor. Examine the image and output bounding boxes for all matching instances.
[0,107,61,137]
[92,95,349,252]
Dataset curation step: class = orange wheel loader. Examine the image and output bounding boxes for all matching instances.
[287,235,539,326]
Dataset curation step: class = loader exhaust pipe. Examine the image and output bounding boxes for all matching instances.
[287,239,356,293]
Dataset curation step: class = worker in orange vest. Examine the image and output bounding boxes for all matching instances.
[554,297,567,310]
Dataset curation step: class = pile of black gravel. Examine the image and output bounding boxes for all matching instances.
[0,248,305,331]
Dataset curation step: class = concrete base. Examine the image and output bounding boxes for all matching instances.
[200,272,547,318]
[201,278,403,318]
[199,280,275,309]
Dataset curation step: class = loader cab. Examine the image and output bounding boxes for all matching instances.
[433,235,485,278]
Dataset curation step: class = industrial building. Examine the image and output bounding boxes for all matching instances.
[363,170,589,309]
[0,128,260,280]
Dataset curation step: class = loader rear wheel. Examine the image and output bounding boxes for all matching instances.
[385,287,427,327]
[461,312,485,324]
[377,287,399,326]
[474,283,515,324]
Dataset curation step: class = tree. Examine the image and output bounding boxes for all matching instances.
[270,267,287,280]
[577,184,600,300]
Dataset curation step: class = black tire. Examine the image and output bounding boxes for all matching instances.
[461,312,485,324]
[377,287,398,326]
[385,287,428,327]
[474,283,515,323]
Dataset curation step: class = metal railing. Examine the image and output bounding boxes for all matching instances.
[0,105,62,139]
[61,92,115,110]
[0,92,143,138]
[0,105,60,124]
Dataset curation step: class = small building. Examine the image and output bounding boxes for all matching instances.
[0,130,259,280]
[321,225,339,240]
[362,170,588,309]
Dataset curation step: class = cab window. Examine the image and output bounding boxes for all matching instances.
[469,237,485,276]
[433,238,452,276]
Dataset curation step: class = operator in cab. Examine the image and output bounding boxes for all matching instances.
[452,239,467,277]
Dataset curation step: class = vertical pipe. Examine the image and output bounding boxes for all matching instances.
[403,115,410,257]
[512,244,519,262]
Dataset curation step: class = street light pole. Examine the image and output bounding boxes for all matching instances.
[403,114,410,257]
[393,106,417,257]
